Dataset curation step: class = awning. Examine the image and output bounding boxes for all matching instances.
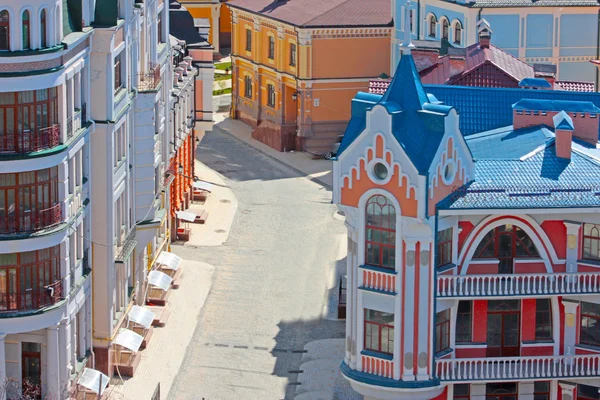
[193,181,213,192]
[115,328,144,353]
[176,210,196,222]
[78,368,109,394]
[128,305,155,329]
[148,270,173,291]
[156,251,182,270]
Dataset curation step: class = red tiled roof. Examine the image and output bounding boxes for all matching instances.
[556,80,595,92]
[227,0,392,27]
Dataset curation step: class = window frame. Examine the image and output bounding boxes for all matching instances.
[454,22,462,45]
[114,53,123,92]
[0,10,9,51]
[454,384,470,400]
[436,309,451,353]
[583,223,600,261]
[22,10,30,50]
[364,309,394,355]
[474,225,540,259]
[245,28,252,51]
[580,301,600,347]
[535,299,552,341]
[244,75,252,99]
[157,12,163,44]
[577,384,600,400]
[456,301,472,343]
[267,84,276,107]
[289,43,297,67]
[429,15,437,38]
[437,227,453,267]
[442,18,449,39]
[40,9,47,48]
[268,35,275,60]
[534,382,550,400]
[365,195,396,270]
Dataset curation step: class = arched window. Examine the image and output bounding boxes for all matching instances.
[40,10,47,48]
[442,19,449,39]
[474,224,539,274]
[22,10,30,50]
[429,15,437,38]
[0,11,9,51]
[365,195,396,269]
[454,21,462,45]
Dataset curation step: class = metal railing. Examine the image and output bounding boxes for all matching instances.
[0,280,63,312]
[437,354,600,381]
[138,64,161,92]
[0,203,62,234]
[437,272,600,298]
[0,124,60,153]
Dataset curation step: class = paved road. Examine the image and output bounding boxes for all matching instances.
[169,127,347,400]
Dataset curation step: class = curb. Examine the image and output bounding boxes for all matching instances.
[214,124,333,191]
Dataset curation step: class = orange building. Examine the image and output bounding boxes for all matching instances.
[178,0,232,55]
[228,0,393,153]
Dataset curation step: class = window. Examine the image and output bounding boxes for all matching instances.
[437,227,452,267]
[268,35,275,59]
[245,28,252,51]
[578,384,600,400]
[244,75,252,99]
[454,384,470,400]
[456,301,472,343]
[365,195,396,269]
[429,15,437,37]
[474,225,539,260]
[436,309,450,353]
[581,301,600,347]
[534,382,550,400]
[454,22,462,45]
[267,84,276,107]
[22,10,30,50]
[583,223,600,261]
[290,43,296,67]
[114,53,122,92]
[40,10,47,48]
[535,299,552,340]
[442,19,449,39]
[409,10,414,33]
[486,383,517,400]
[364,309,394,354]
[0,11,9,51]
[157,12,162,44]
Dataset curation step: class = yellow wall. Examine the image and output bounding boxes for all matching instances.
[220,3,231,33]
[308,82,371,123]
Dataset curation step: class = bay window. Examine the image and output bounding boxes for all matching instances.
[364,309,394,354]
[365,195,396,269]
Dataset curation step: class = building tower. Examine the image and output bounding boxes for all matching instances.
[0,0,93,398]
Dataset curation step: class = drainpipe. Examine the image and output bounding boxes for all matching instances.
[417,0,421,40]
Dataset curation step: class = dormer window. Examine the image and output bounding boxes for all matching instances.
[0,11,8,51]
[22,10,30,50]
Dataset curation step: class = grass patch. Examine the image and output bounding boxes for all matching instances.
[215,73,232,82]
[215,62,232,71]
[213,88,232,96]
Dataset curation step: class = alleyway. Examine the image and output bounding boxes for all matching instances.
[168,126,348,400]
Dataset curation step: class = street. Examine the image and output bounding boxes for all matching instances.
[168,125,348,400]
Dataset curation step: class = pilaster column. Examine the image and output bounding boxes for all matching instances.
[416,239,432,381]
[0,334,6,400]
[78,308,86,361]
[58,319,70,396]
[564,221,581,274]
[470,383,486,400]
[402,239,417,381]
[211,5,220,53]
[560,382,576,400]
[519,381,534,400]
[562,299,579,355]
[46,326,60,397]
[85,294,92,351]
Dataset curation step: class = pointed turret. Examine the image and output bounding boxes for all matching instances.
[381,52,429,110]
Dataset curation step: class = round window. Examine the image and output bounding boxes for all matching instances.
[373,163,388,180]
[443,162,455,183]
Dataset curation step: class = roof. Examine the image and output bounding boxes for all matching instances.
[169,1,212,47]
[227,0,393,27]
[519,78,552,88]
[439,145,600,210]
[553,111,575,131]
[512,99,600,113]
[469,0,600,7]
[556,80,596,92]
[381,55,429,110]
[466,125,555,160]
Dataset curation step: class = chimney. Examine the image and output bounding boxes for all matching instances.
[477,19,492,49]
[534,63,557,88]
[553,111,574,160]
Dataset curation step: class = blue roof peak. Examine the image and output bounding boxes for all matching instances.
[553,110,574,131]
[381,54,429,111]
[518,78,552,89]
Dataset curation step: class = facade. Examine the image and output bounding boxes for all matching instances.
[228,0,392,153]
[0,0,93,398]
[392,0,600,86]
[333,21,600,400]
[178,0,231,55]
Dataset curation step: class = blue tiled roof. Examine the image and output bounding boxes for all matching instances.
[513,99,600,112]
[439,144,600,210]
[424,85,600,136]
[553,111,575,131]
[382,55,429,110]
[519,78,552,88]
[466,125,555,160]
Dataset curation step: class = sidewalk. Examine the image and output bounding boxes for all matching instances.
[213,113,334,188]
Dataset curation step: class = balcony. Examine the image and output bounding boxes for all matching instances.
[0,124,60,154]
[0,203,62,235]
[138,65,161,92]
[436,354,600,382]
[0,280,63,312]
[437,272,600,298]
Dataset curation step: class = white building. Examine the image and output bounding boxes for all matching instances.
[0,0,93,398]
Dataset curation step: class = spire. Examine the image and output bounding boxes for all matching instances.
[381,53,428,110]
[400,0,415,54]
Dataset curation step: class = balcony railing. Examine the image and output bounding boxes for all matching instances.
[0,124,60,153]
[0,280,63,312]
[0,203,62,234]
[138,65,161,92]
[437,272,600,298]
[436,354,600,382]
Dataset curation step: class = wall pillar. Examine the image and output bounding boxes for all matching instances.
[471,383,486,400]
[560,382,576,400]
[211,5,221,53]
[519,381,534,400]
[564,221,581,273]
[562,299,579,355]
[46,325,60,397]
[58,319,70,396]
[402,239,417,381]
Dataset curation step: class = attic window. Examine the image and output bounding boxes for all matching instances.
[591,114,597,118]
[516,110,523,115]
[581,113,586,118]
[533,111,539,116]
[525,111,531,115]
[572,113,577,118]
[541,112,547,116]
